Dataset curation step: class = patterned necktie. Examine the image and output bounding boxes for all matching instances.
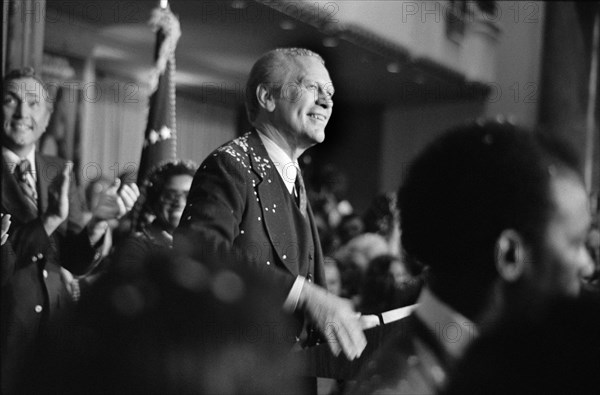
[294,171,307,218]
[15,159,38,213]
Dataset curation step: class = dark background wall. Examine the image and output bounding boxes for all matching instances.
[538,2,599,193]
[308,102,383,213]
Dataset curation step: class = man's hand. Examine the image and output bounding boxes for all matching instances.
[298,281,367,360]
[91,178,140,221]
[87,178,139,244]
[1,213,11,245]
[42,162,71,236]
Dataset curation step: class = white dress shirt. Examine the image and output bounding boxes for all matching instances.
[3,146,37,181]
[257,131,299,194]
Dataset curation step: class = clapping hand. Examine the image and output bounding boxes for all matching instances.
[92,178,140,221]
[42,162,71,236]
[1,213,11,245]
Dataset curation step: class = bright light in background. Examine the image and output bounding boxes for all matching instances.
[160,0,168,9]
[230,0,247,9]
[386,62,401,73]
[322,37,339,48]
[93,45,130,60]
[279,20,296,30]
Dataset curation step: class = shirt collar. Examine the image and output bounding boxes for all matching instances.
[257,131,298,194]
[414,287,479,360]
[2,146,37,180]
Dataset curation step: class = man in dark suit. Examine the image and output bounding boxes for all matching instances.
[175,48,366,365]
[351,121,595,394]
[1,67,140,393]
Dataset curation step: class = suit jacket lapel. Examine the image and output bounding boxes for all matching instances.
[1,156,37,223]
[247,131,299,275]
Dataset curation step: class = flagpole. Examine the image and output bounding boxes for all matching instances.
[160,0,177,164]
[136,0,180,184]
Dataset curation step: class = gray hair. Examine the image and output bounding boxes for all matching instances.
[245,48,325,123]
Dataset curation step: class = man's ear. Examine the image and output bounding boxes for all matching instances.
[495,229,531,283]
[256,83,276,112]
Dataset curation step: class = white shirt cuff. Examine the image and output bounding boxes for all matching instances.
[283,275,305,313]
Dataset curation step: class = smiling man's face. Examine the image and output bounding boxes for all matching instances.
[270,56,334,149]
[2,77,51,155]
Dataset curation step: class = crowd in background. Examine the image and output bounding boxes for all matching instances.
[4,154,600,394]
[306,162,599,310]
[74,157,600,312]
[35,150,600,314]
[3,56,600,395]
[4,126,600,394]
[76,162,435,317]
[73,152,600,301]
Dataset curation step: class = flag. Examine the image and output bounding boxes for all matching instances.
[137,1,181,184]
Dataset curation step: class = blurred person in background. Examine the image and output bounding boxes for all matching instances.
[117,159,197,266]
[60,177,116,302]
[363,192,402,256]
[323,256,342,296]
[337,213,364,246]
[308,163,353,259]
[359,254,422,315]
[352,120,594,394]
[334,232,390,306]
[307,163,353,231]
[23,247,307,394]
[334,232,390,274]
[67,161,198,300]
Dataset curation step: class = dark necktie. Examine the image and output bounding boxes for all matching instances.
[15,159,38,213]
[294,171,307,218]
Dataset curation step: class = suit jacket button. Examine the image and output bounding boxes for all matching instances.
[43,270,48,279]
[307,273,313,282]
[35,305,43,313]
[37,253,43,259]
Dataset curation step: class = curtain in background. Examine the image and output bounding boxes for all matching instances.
[175,94,237,167]
[81,81,237,187]
[83,81,146,185]
[40,85,83,184]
